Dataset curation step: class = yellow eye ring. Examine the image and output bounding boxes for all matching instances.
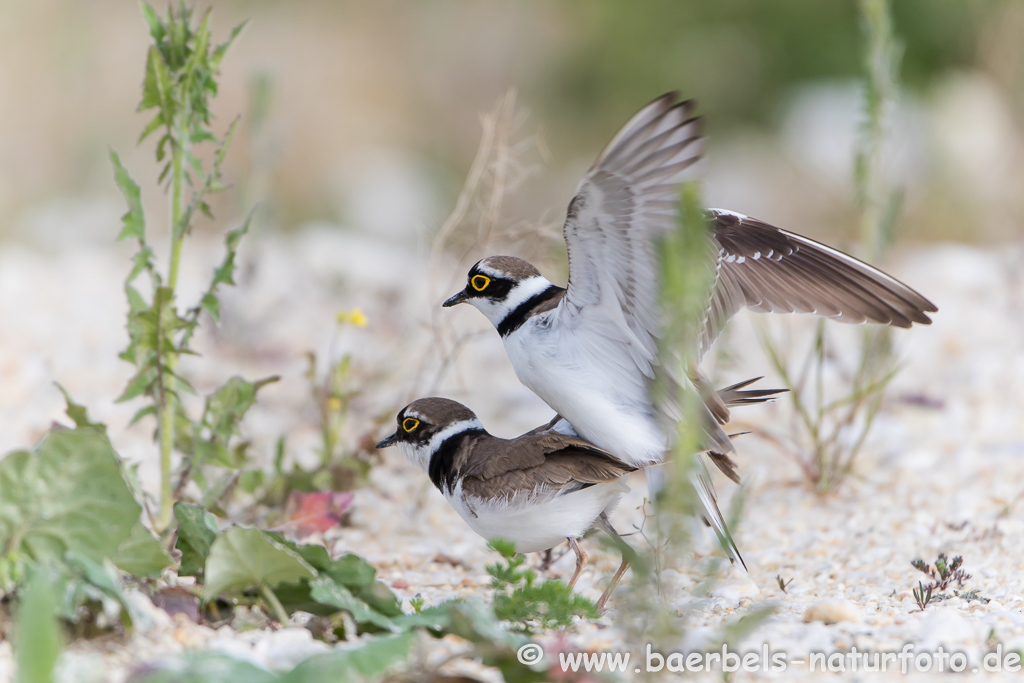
[470,274,490,292]
[402,417,420,432]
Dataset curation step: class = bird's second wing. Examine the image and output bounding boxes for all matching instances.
[700,209,938,358]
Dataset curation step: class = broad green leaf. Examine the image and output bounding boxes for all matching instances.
[15,569,63,683]
[316,552,377,588]
[444,598,526,650]
[0,427,140,566]
[308,578,396,631]
[203,528,315,602]
[113,521,172,579]
[353,580,403,618]
[174,503,219,577]
[281,631,414,683]
[110,151,145,241]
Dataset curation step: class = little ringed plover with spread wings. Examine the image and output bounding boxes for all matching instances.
[442,92,937,565]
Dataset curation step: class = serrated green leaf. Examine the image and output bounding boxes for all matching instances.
[188,10,211,74]
[308,577,397,631]
[139,2,164,43]
[113,521,172,579]
[110,151,146,241]
[210,20,247,70]
[15,569,63,683]
[149,45,174,116]
[56,384,106,432]
[203,527,315,601]
[138,112,164,144]
[128,405,157,426]
[0,427,140,566]
[280,631,414,683]
[116,366,157,403]
[174,502,219,577]
[200,293,221,322]
[204,376,278,441]
[156,133,170,162]
[126,246,155,285]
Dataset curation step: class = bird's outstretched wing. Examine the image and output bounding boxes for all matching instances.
[553,92,735,462]
[699,209,938,358]
[558,92,703,380]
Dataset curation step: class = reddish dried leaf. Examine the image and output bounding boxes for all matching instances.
[278,491,354,539]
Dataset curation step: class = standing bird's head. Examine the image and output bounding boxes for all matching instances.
[375,397,484,476]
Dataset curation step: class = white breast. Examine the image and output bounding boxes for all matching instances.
[447,479,628,554]
[502,316,667,467]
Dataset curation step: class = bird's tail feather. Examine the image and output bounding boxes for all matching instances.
[717,376,788,407]
[644,460,746,571]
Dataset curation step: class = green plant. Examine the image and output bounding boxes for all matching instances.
[913,581,934,611]
[757,0,903,494]
[910,553,980,610]
[111,2,274,531]
[486,539,598,634]
[304,308,377,488]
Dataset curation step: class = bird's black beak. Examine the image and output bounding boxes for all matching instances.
[442,289,469,307]
[375,432,398,449]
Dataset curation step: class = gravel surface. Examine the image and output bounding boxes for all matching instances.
[0,219,1021,681]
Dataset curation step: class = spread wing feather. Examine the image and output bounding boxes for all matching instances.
[699,209,938,357]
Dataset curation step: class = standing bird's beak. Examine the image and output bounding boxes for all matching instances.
[442,289,470,307]
[375,432,398,449]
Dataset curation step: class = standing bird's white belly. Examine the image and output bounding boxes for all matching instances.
[503,318,667,467]
[446,480,628,554]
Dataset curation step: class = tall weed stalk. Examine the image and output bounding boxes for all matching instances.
[112,3,273,532]
[758,0,904,493]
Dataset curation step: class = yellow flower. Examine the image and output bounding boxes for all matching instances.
[326,397,342,413]
[336,307,368,327]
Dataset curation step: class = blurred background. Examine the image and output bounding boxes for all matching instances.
[2,0,1022,463]
[2,0,1023,251]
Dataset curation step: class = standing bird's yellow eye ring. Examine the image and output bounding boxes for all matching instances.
[470,274,490,292]
[402,417,420,432]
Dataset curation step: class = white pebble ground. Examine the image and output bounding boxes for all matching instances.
[0,224,1021,681]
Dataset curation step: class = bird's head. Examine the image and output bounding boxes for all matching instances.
[443,255,552,328]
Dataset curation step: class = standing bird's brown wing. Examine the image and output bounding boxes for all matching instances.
[459,433,635,501]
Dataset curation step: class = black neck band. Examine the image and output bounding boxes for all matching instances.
[497,285,564,337]
[429,428,486,494]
